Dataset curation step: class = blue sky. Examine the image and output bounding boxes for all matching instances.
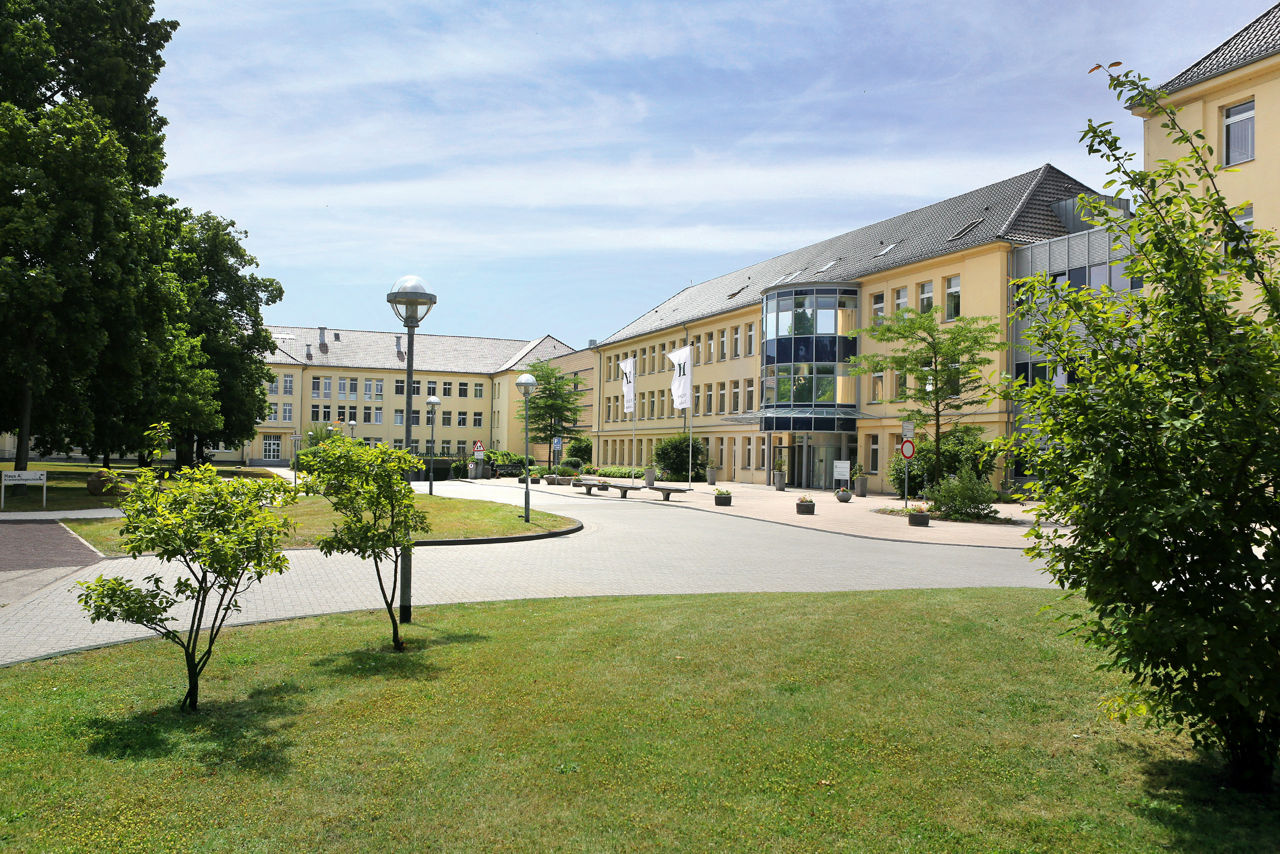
[151,0,1257,348]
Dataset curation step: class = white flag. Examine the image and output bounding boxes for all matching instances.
[667,345,692,410]
[620,357,636,414]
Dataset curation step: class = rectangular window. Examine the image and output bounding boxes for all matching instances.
[872,293,885,324]
[1225,99,1255,166]
[693,390,701,416]
[267,402,278,421]
[731,326,741,358]
[718,330,727,361]
[282,403,293,422]
[337,377,348,399]
[443,382,452,397]
[871,372,884,402]
[425,409,435,426]
[441,440,451,456]
[374,408,383,425]
[268,375,279,395]
[894,371,907,400]
[411,410,421,426]
[410,439,420,454]
[395,409,404,426]
[393,438,404,450]
[731,380,740,413]
[426,381,436,396]
[442,411,452,427]
[945,275,961,321]
[919,282,933,312]
[692,335,702,365]
[745,380,754,412]
[363,406,373,424]
[745,323,755,356]
[648,392,655,420]
[474,411,483,428]
[374,380,383,401]
[395,379,405,395]
[322,377,332,399]
[311,404,321,421]
[894,287,907,313]
[263,435,282,461]
[459,383,468,398]
[868,435,880,475]
[457,412,467,427]
[336,404,347,422]
[704,384,713,415]
[364,379,373,400]
[282,374,293,396]
[474,383,483,398]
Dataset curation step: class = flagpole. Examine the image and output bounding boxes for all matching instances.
[631,406,637,486]
[686,402,692,489]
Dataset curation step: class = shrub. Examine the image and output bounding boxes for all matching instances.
[924,466,998,521]
[560,456,583,471]
[653,433,708,480]
[594,466,644,478]
[450,459,468,478]
[889,426,995,498]
[567,436,592,463]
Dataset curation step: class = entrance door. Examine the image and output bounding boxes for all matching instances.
[263,435,282,461]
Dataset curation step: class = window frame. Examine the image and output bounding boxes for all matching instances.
[1224,98,1255,167]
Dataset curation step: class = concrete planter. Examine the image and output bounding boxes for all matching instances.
[835,491,852,503]
[714,494,732,507]
[908,511,930,527]
[854,476,868,498]
[644,467,656,487]
[796,501,815,515]
[773,471,786,491]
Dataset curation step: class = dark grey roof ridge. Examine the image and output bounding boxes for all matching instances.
[1160,3,1280,93]
[267,324,534,346]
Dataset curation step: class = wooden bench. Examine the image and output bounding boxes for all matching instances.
[648,486,692,501]
[572,481,609,496]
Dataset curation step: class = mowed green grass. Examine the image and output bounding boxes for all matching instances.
[2,589,1274,852]
[64,494,577,555]
[0,462,277,513]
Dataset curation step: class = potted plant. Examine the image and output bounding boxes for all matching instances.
[833,486,852,503]
[714,488,732,507]
[795,494,815,515]
[773,457,787,491]
[706,465,718,486]
[852,462,868,497]
[908,502,930,527]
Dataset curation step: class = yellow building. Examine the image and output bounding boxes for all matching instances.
[1142,3,1279,238]
[249,326,577,467]
[593,165,1100,492]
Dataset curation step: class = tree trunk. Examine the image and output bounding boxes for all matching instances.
[15,379,32,472]
[181,654,200,713]
[175,433,195,469]
[1220,716,1278,792]
[101,452,111,469]
[384,600,404,652]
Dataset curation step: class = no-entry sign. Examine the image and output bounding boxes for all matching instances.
[900,438,916,460]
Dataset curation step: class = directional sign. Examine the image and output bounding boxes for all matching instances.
[900,438,916,460]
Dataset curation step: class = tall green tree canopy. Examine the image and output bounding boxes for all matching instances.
[848,307,1002,485]
[516,361,586,465]
[999,67,1280,791]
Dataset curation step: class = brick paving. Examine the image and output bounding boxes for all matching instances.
[0,521,100,572]
[0,479,1051,666]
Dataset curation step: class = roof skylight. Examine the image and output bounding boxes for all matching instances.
[873,242,897,257]
[948,218,984,241]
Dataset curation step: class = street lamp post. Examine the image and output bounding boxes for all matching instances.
[348,419,356,438]
[516,373,537,524]
[387,275,437,625]
[425,395,441,495]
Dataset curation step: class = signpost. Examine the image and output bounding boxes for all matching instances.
[833,459,851,491]
[472,440,485,460]
[2,470,47,510]
[900,437,916,509]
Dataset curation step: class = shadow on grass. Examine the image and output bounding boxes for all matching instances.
[79,682,303,775]
[308,630,487,680]
[1135,753,1280,853]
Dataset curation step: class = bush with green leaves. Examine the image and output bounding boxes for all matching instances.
[560,456,583,471]
[924,466,998,521]
[653,433,708,480]
[567,436,592,463]
[304,436,427,652]
[78,461,297,712]
[593,466,644,478]
[889,426,994,498]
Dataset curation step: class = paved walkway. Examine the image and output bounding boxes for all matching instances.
[0,478,1050,666]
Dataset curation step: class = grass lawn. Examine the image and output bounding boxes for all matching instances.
[0,461,277,514]
[63,493,577,555]
[1,589,1274,852]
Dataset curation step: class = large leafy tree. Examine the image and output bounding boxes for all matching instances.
[1000,67,1280,791]
[848,307,1002,485]
[168,210,283,466]
[517,361,586,467]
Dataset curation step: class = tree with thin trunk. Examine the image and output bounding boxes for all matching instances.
[999,65,1280,792]
[77,427,296,712]
[516,361,586,467]
[303,436,427,651]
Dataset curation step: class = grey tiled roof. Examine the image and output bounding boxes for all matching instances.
[266,326,575,375]
[602,164,1094,345]
[1161,3,1280,93]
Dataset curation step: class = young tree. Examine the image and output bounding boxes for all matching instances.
[304,436,427,652]
[999,67,1280,791]
[848,308,1003,485]
[77,427,297,713]
[653,433,708,480]
[516,361,586,467]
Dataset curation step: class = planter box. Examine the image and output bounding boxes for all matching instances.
[908,512,930,527]
[796,502,815,515]
[714,494,732,507]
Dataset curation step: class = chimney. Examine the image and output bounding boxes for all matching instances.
[333,331,341,342]
[318,326,327,345]
[396,335,402,354]
[305,343,313,360]
[588,339,599,348]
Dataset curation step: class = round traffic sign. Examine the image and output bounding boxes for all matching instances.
[900,438,916,460]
